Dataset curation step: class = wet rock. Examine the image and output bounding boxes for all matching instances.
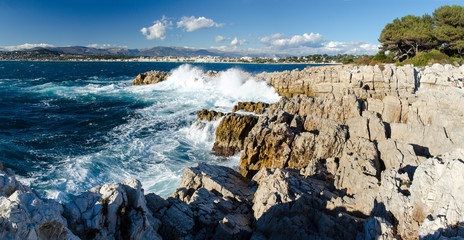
[132,70,170,85]
[232,102,270,114]
[0,166,78,240]
[197,109,224,121]
[212,113,259,157]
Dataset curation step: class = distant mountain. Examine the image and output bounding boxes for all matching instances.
[18,46,246,58]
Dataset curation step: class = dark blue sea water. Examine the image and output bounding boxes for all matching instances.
[0,61,320,201]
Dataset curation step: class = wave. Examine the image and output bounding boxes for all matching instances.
[6,64,280,202]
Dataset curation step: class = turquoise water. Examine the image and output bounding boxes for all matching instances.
[0,61,319,202]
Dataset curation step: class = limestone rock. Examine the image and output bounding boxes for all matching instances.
[0,167,78,240]
[251,168,365,239]
[239,113,298,178]
[377,139,423,170]
[166,163,254,240]
[172,163,253,203]
[346,116,370,139]
[268,94,361,123]
[132,70,170,85]
[64,179,161,240]
[257,64,419,100]
[197,109,224,121]
[334,137,380,196]
[212,113,259,156]
[411,150,464,239]
[232,101,270,114]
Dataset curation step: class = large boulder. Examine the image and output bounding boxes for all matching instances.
[212,113,259,157]
[163,163,254,240]
[0,165,78,240]
[232,102,270,114]
[373,149,464,239]
[63,179,161,240]
[197,109,224,121]
[132,70,170,85]
[251,167,365,239]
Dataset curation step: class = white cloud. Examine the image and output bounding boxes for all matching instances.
[215,35,230,43]
[0,43,55,51]
[322,41,380,55]
[141,17,172,40]
[260,33,325,49]
[253,32,379,56]
[230,37,246,46]
[177,16,223,32]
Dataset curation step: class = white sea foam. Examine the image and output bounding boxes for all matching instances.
[28,64,280,201]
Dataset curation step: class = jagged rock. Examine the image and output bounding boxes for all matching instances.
[268,94,361,123]
[239,100,349,178]
[363,216,396,240]
[362,110,387,141]
[212,113,259,157]
[381,96,403,123]
[0,167,78,240]
[257,64,418,100]
[172,163,253,203]
[377,139,423,170]
[372,149,464,239]
[334,137,380,203]
[165,163,253,240]
[132,70,170,85]
[197,109,224,121]
[204,70,220,78]
[64,179,161,240]
[232,102,270,114]
[239,113,298,178]
[251,167,365,239]
[346,116,370,139]
[389,123,454,156]
[411,150,464,239]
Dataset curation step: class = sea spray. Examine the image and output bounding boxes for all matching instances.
[0,62,289,202]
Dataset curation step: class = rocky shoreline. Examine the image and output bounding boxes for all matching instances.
[1,64,463,239]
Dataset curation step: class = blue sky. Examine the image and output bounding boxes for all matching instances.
[1,0,462,55]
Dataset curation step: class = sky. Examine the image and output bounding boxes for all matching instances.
[0,0,463,56]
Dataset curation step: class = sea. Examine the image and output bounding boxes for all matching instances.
[0,61,321,202]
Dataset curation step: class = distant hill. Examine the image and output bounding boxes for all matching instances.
[21,46,245,58]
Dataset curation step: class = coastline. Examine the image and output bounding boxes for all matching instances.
[1,63,463,239]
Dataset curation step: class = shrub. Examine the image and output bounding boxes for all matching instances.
[373,52,395,63]
[403,50,452,66]
[342,58,354,64]
[356,56,373,65]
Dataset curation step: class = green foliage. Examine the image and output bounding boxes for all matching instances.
[372,51,395,63]
[342,58,354,64]
[403,49,452,66]
[379,14,437,61]
[379,5,464,62]
[433,5,464,56]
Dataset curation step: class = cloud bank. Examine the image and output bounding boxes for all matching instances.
[260,33,325,49]
[0,43,55,51]
[250,32,380,56]
[177,16,223,32]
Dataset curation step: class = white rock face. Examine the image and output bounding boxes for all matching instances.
[0,166,78,240]
[411,150,464,239]
[251,167,365,239]
[166,163,254,240]
[64,179,161,240]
